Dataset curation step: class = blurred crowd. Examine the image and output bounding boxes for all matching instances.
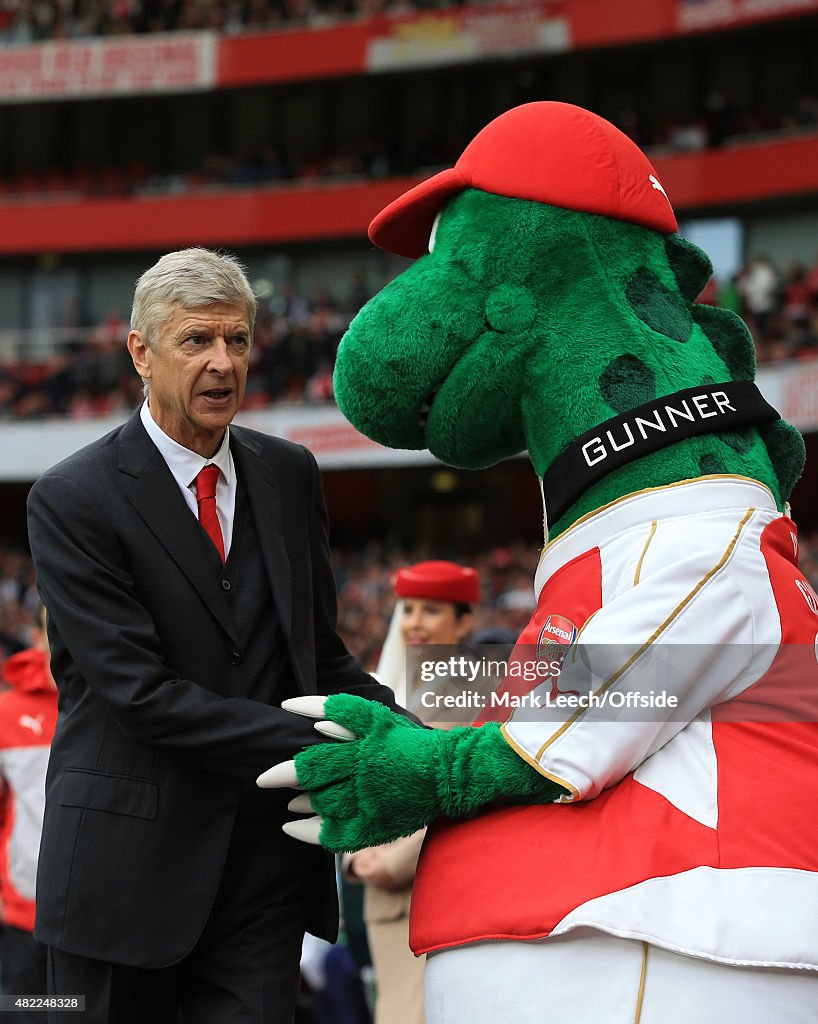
[0,273,365,418]
[189,91,817,197]
[0,0,461,41]
[1,94,816,203]
[0,545,39,662]
[4,530,818,668]
[177,88,818,193]
[701,256,818,364]
[1,254,818,421]
[615,91,818,155]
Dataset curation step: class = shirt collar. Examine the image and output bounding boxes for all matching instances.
[140,400,233,489]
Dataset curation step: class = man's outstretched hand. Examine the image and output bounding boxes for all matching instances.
[257,693,567,853]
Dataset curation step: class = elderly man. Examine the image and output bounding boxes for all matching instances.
[27,248,404,1024]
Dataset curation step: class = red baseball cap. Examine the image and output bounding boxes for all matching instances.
[394,561,480,604]
[369,102,677,258]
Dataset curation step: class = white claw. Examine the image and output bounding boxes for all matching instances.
[282,816,323,845]
[282,696,329,719]
[256,760,301,789]
[315,720,356,742]
[288,794,314,814]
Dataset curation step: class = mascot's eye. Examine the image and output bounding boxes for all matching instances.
[428,212,442,254]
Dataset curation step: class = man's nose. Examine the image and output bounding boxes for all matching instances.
[207,339,233,373]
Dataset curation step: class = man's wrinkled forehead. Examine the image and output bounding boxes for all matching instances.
[157,301,252,339]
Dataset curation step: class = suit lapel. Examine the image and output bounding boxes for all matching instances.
[117,411,239,644]
[230,430,292,636]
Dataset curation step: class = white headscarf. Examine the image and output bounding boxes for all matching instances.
[374,598,408,706]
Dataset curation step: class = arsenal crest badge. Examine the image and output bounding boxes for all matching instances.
[537,614,581,699]
[536,613,578,665]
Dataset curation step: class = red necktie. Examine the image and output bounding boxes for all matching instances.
[195,465,225,562]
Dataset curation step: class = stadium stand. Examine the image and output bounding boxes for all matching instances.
[2,253,818,419]
[2,5,818,1017]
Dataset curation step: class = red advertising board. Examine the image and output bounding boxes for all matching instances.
[675,0,818,33]
[0,32,216,102]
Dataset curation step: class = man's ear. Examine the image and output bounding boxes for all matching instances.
[128,330,151,380]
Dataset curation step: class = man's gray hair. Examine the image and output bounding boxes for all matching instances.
[130,248,257,349]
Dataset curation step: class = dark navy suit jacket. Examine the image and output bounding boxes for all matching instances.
[27,409,399,967]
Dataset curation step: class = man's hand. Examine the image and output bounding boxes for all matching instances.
[257,694,567,853]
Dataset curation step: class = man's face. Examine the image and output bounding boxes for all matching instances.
[128,302,251,457]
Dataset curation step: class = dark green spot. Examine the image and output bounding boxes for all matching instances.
[664,235,712,301]
[626,268,693,343]
[719,430,753,454]
[761,420,806,501]
[692,305,755,381]
[599,355,656,414]
[701,375,715,386]
[700,454,727,476]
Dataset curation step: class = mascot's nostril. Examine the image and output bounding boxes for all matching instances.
[419,378,446,427]
[485,285,537,334]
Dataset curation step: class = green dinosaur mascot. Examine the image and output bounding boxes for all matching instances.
[259,103,818,1020]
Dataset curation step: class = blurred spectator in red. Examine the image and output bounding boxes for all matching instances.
[697,275,719,306]
[306,360,334,401]
[782,264,812,326]
[0,605,58,1023]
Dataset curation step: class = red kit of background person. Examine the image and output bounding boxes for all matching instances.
[0,624,58,1022]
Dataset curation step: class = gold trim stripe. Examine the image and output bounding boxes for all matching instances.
[500,723,579,797]
[534,507,756,763]
[570,608,600,665]
[633,521,657,586]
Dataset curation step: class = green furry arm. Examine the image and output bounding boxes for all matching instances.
[293,693,567,853]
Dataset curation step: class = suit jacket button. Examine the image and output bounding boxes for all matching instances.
[221,579,231,591]
[222,802,237,816]
[231,650,242,665]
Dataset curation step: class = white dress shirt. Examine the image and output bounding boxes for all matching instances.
[140,400,237,557]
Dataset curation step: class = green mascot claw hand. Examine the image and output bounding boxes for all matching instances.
[257,693,567,854]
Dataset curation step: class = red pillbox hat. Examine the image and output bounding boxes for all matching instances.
[369,101,677,259]
[394,561,480,604]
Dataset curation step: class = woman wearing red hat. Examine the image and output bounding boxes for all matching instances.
[344,561,480,1024]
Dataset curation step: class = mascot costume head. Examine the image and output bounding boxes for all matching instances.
[334,101,802,539]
